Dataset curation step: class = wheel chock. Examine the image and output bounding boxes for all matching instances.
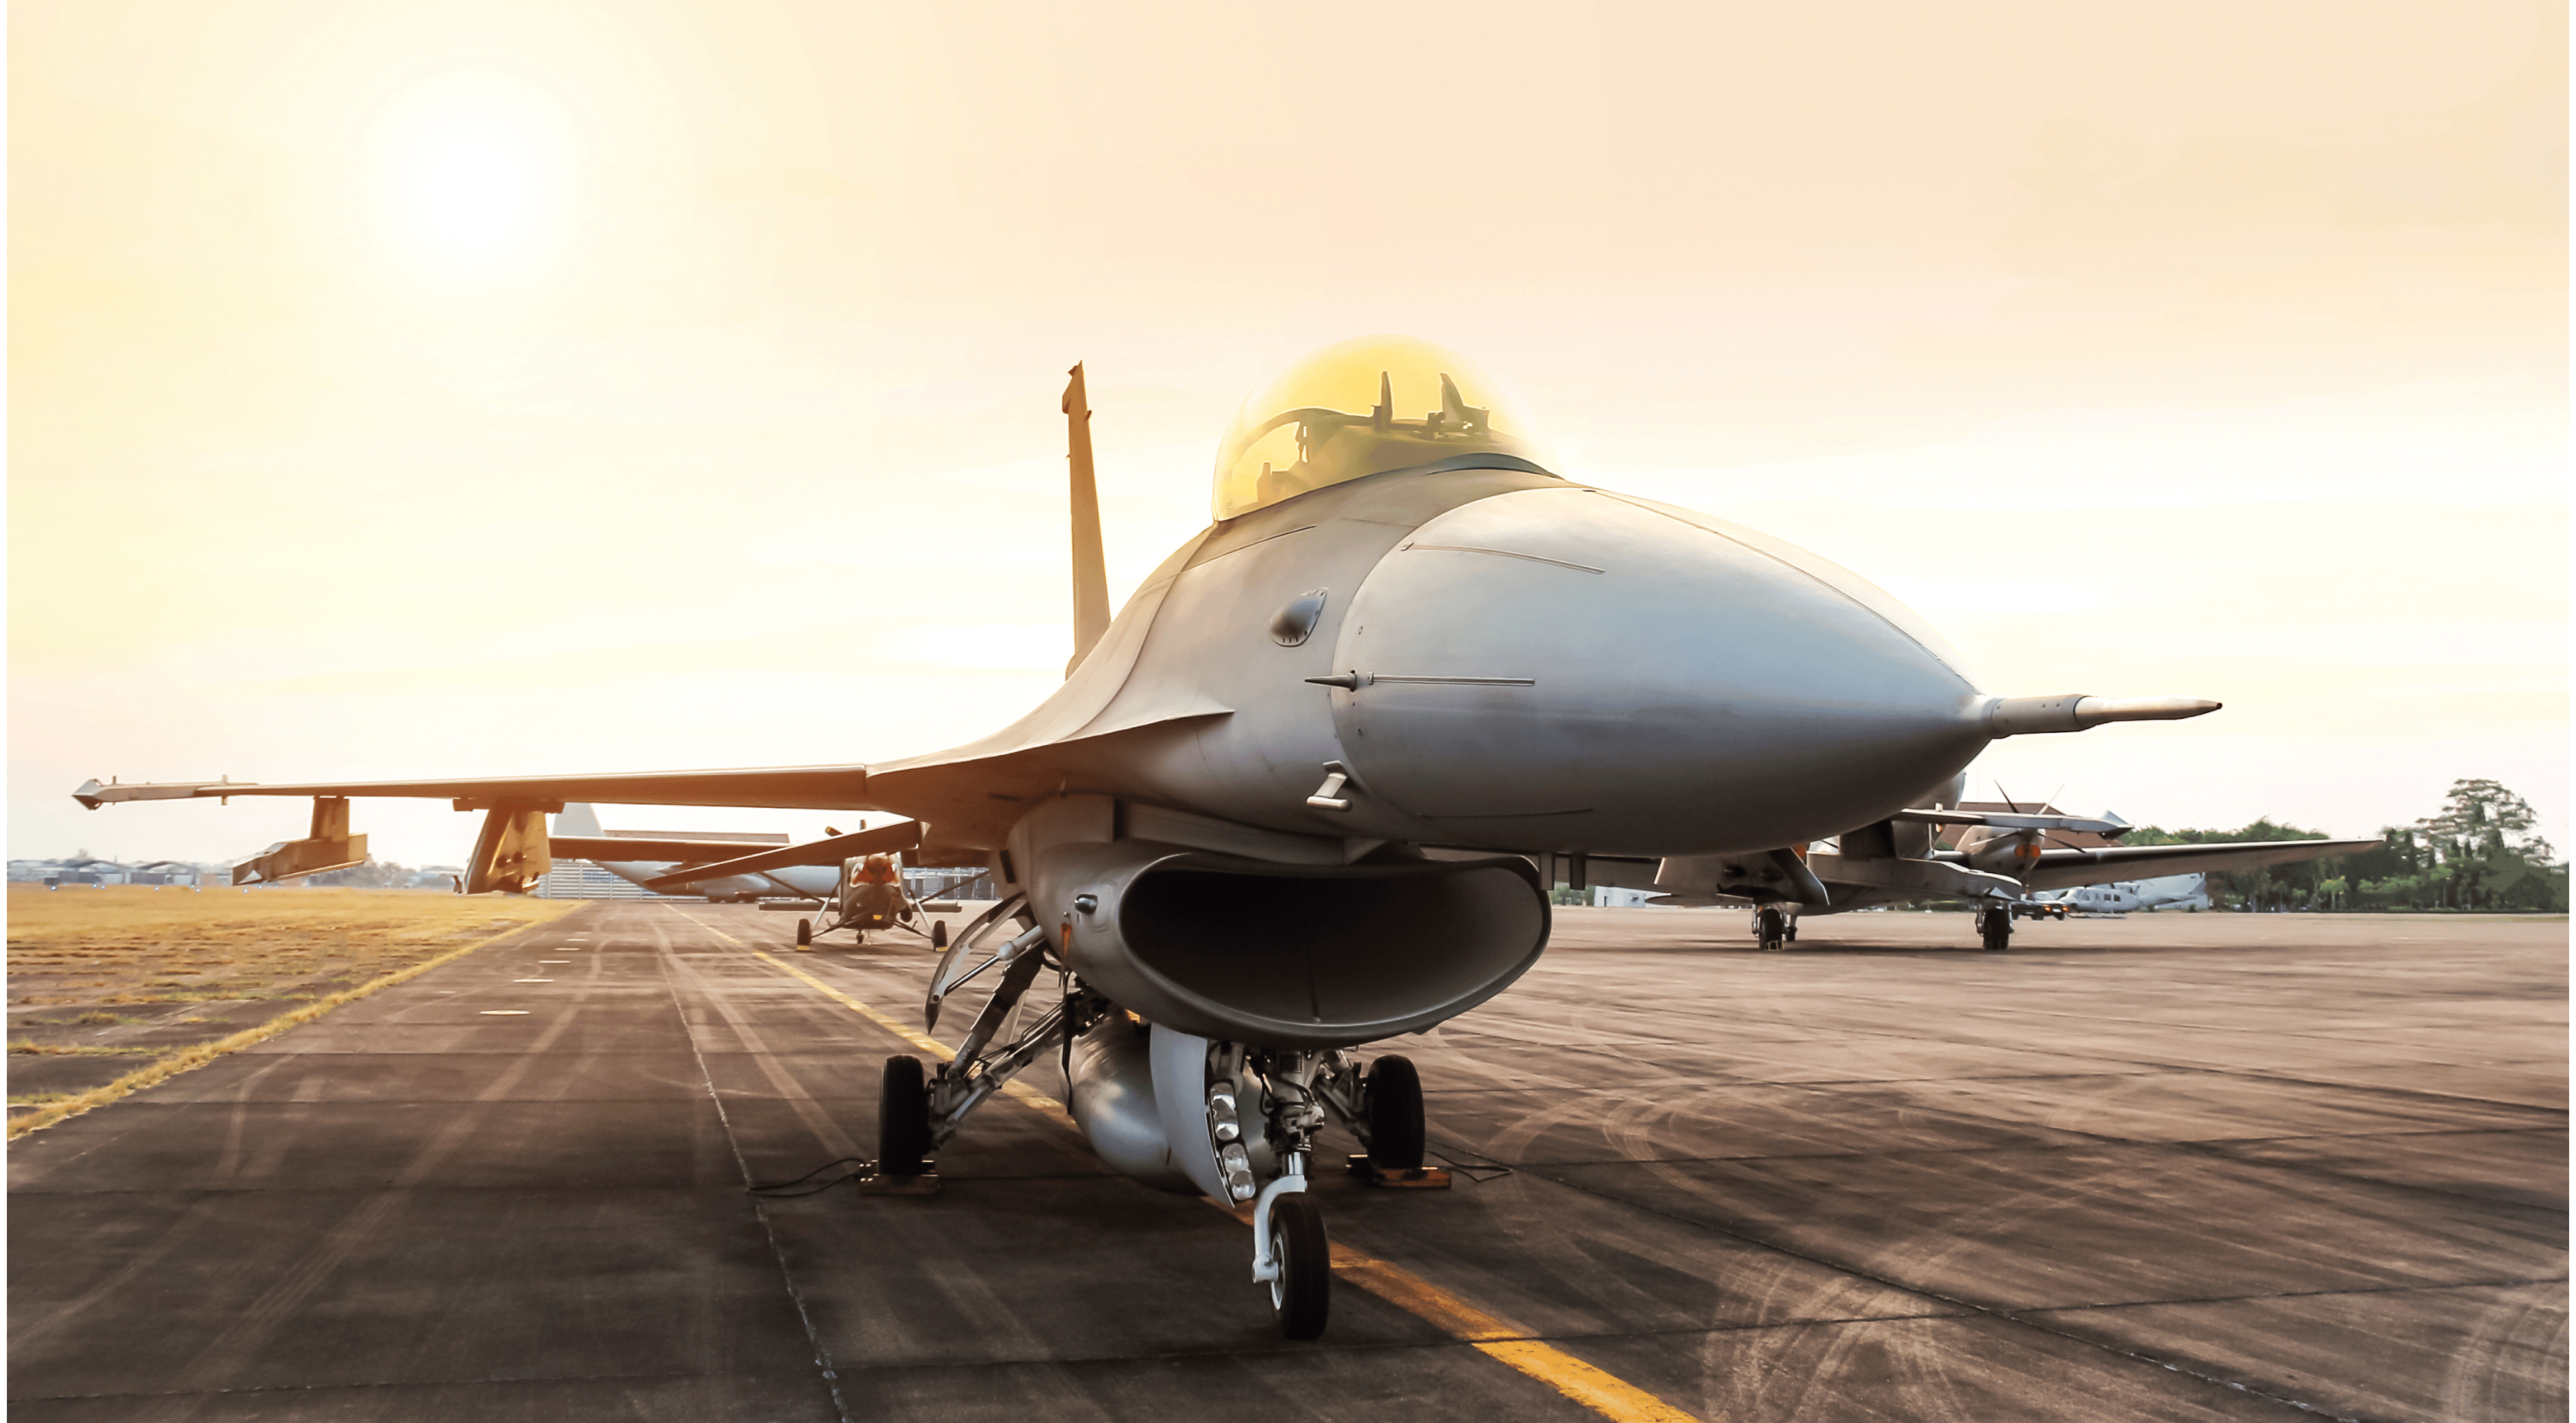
[1345,1154,1452,1189]
[857,1168,940,1196]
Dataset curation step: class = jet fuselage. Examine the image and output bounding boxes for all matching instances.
[877,463,1993,864]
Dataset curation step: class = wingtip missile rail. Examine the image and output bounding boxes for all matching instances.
[74,777,250,809]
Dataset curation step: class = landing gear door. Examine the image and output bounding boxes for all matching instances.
[1149,1025,1232,1201]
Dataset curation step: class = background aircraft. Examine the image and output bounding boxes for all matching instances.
[74,338,2247,1339]
[2029,873,2213,916]
[547,803,825,903]
[1552,790,2368,949]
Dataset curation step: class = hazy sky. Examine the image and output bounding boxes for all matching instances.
[11,0,2566,866]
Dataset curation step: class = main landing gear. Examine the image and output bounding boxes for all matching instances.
[878,1055,933,1176]
[1977,905,2013,953]
[796,898,949,953]
[1753,905,1796,951]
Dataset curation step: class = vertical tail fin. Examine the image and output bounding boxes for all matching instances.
[1064,363,1111,676]
[554,803,603,837]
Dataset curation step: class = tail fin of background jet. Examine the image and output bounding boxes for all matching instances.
[555,802,604,837]
[1064,363,1111,677]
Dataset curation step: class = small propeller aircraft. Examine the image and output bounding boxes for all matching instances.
[75,335,2256,1338]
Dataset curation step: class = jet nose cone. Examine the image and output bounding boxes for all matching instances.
[1328,486,1985,853]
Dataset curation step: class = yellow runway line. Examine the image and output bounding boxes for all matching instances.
[1471,1340,1710,1423]
[698,911,1711,1423]
[8,912,567,1140]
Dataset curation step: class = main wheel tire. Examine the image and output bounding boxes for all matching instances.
[1267,1194,1331,1340]
[795,918,812,948]
[1364,1055,1426,1170]
[930,920,949,950]
[1757,906,1786,951]
[878,1055,932,1176]
[1982,911,2012,954]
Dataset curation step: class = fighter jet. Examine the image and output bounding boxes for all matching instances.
[73,335,2245,1338]
[546,803,822,903]
[1610,795,2372,949]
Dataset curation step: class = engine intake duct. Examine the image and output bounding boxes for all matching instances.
[1045,842,1548,1049]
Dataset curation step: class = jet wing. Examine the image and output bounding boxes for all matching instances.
[74,766,877,813]
[2012,839,2379,892]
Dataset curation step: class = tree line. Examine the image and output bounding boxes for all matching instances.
[2128,778,2566,913]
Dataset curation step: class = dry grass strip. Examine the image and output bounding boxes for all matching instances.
[7,913,567,1140]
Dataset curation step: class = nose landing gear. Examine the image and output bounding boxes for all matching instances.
[1754,905,1790,951]
[1257,1180,1330,1340]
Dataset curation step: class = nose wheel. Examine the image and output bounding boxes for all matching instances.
[1264,1192,1331,1340]
[1754,906,1788,951]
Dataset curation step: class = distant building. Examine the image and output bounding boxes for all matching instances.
[536,863,677,900]
[8,856,239,888]
[908,867,994,901]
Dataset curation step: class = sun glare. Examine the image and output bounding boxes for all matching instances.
[377,88,567,281]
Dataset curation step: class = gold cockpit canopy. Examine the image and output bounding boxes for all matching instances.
[1212,335,1552,521]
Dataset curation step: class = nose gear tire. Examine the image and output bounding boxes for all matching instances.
[1267,1194,1331,1340]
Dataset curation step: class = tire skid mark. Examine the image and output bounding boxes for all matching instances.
[2442,1280,2570,1418]
[653,904,855,1423]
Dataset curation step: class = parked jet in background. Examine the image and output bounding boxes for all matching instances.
[1573,797,2365,948]
[548,803,831,902]
[75,336,2268,1339]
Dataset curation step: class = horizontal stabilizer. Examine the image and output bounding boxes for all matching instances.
[1806,851,2025,901]
[549,836,789,865]
[1654,846,1832,906]
[1890,806,2132,836]
[2013,838,2379,892]
[642,822,923,891]
[1984,695,2220,738]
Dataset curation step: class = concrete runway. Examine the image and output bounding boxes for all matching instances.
[9,903,2565,1421]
